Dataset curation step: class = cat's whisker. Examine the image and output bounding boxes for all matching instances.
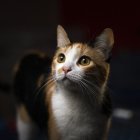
[60,72,99,102]
[66,75,90,100]
[80,80,96,97]
[68,73,97,99]
[35,82,52,98]
[81,80,100,103]
[79,80,96,104]
[71,72,99,92]
[34,76,56,99]
[78,81,89,98]
[82,78,100,91]
[77,82,85,96]
[82,82,98,101]
[68,72,82,81]
[81,80,96,94]
[55,73,66,81]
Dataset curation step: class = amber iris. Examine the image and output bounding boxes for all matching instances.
[57,53,66,63]
[78,56,91,66]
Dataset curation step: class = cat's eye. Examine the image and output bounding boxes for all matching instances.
[57,53,66,63]
[78,56,91,66]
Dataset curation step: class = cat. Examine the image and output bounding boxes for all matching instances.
[14,25,114,140]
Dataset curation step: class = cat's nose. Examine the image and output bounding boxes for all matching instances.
[62,66,72,74]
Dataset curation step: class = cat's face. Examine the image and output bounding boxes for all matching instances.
[51,25,114,89]
[52,44,95,83]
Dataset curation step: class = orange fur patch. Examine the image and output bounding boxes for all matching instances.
[45,76,61,140]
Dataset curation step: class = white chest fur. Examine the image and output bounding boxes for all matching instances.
[51,87,106,140]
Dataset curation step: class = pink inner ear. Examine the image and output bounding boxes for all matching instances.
[57,25,71,47]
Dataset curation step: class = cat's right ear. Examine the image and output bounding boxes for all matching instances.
[94,28,114,62]
[57,25,71,47]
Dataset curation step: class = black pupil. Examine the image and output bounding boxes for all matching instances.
[82,58,87,63]
[60,54,64,61]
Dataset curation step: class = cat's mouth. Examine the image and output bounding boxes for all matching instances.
[58,76,72,86]
[57,72,81,84]
[64,75,80,85]
[59,74,75,84]
[62,75,71,82]
[62,76,68,80]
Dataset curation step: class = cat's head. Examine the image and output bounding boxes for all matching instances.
[51,25,114,91]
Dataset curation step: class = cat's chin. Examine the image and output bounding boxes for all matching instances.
[62,77,73,85]
[58,77,76,87]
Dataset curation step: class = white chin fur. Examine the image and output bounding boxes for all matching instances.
[55,73,83,89]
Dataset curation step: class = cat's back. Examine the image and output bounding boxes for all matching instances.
[14,52,52,129]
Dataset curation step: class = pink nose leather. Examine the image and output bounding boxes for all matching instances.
[62,66,72,74]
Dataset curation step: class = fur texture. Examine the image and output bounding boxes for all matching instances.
[14,25,114,140]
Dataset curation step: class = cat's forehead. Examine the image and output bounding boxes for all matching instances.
[65,43,83,56]
[57,43,93,56]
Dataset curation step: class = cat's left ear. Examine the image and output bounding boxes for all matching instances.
[94,28,114,62]
[57,25,71,47]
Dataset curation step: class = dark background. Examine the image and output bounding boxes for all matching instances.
[0,0,140,140]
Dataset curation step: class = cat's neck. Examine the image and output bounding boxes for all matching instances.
[56,82,80,93]
[54,81,102,107]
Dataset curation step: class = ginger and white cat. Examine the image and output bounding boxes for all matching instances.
[14,25,114,140]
